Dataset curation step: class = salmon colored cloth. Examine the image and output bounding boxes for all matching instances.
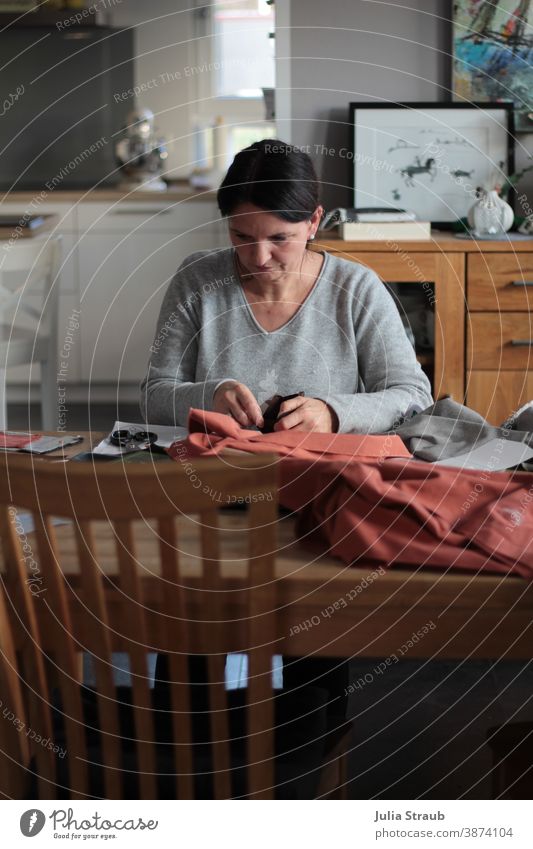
[168,409,533,578]
[167,408,412,462]
[278,458,533,578]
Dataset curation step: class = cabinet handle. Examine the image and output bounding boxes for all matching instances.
[111,209,171,215]
[510,339,533,346]
[511,280,533,286]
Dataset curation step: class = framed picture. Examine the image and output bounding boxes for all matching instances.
[453,1,533,132]
[349,102,514,226]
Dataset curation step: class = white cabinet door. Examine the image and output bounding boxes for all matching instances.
[78,230,218,384]
[4,198,228,395]
[77,199,221,234]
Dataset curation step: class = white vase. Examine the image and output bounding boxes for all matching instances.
[468,190,514,235]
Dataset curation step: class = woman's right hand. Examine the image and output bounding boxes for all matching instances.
[213,381,264,428]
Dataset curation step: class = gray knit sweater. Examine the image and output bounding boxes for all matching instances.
[140,248,433,433]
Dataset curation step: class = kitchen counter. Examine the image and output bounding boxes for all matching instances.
[0,182,218,204]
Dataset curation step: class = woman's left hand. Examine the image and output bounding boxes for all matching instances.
[273,395,338,433]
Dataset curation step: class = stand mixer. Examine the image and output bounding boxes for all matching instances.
[115,107,168,191]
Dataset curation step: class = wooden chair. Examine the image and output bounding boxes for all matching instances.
[0,453,351,799]
[0,238,61,430]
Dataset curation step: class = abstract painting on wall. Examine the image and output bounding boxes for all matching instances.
[453,1,533,129]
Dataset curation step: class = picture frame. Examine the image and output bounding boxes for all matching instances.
[349,102,514,227]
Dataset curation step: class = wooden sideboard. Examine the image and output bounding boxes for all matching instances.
[314,233,533,426]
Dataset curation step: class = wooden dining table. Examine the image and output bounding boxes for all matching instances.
[4,429,533,663]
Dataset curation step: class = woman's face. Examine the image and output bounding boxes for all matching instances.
[228,202,323,284]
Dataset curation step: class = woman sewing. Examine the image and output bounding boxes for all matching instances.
[142,140,433,782]
[141,139,432,433]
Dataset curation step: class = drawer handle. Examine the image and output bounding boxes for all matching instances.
[511,280,533,286]
[510,339,533,346]
[111,209,171,215]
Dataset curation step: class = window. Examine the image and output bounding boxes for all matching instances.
[191,0,275,170]
[213,0,275,98]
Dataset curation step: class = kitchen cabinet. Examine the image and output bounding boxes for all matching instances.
[78,233,196,383]
[77,200,226,384]
[0,196,225,399]
[0,203,79,387]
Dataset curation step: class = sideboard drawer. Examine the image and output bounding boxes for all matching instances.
[468,313,533,369]
[468,253,533,311]
[467,370,533,425]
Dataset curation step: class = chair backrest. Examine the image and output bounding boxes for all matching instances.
[0,238,61,341]
[0,453,279,799]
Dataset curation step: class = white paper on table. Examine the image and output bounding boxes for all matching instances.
[93,421,189,456]
[434,438,533,471]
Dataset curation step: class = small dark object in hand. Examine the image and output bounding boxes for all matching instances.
[260,392,304,433]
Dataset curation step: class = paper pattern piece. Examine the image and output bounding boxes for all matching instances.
[435,438,533,471]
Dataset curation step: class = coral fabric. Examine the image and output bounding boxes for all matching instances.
[167,408,411,462]
[168,409,533,578]
[278,458,533,578]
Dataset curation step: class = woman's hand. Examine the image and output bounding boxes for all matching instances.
[213,380,264,428]
[273,395,338,433]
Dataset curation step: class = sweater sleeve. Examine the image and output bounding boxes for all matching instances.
[139,254,224,426]
[319,269,434,434]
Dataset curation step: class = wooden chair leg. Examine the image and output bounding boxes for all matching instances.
[337,750,348,799]
[316,728,352,798]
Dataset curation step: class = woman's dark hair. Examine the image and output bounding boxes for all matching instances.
[217,138,320,222]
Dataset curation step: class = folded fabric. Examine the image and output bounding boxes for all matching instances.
[279,457,533,578]
[167,408,411,462]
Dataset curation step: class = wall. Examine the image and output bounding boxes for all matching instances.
[108,0,197,178]
[278,0,533,210]
[106,0,533,206]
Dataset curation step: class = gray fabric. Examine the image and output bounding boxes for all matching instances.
[394,398,533,462]
[140,248,433,433]
[502,400,533,433]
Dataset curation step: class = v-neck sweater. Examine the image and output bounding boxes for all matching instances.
[140,247,433,433]
[235,251,326,335]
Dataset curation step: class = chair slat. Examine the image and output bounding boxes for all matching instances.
[75,521,122,799]
[33,514,89,798]
[206,653,231,799]
[0,576,30,797]
[158,516,194,799]
[201,515,231,799]
[0,505,55,798]
[113,520,157,799]
[246,498,279,799]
